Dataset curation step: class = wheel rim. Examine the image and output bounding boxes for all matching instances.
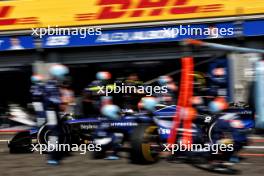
[141,126,160,162]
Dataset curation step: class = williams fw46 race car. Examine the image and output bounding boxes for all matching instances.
[7,102,254,169]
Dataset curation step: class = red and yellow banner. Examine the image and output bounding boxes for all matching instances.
[0,0,264,31]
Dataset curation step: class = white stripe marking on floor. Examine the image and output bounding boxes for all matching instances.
[244,146,264,149]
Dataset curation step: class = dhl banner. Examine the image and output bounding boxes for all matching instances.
[0,0,264,31]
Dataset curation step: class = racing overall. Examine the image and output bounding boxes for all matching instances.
[210,113,248,161]
[60,87,75,114]
[30,82,46,127]
[43,79,63,161]
[84,80,114,115]
[94,117,123,159]
[122,79,144,110]
[157,81,178,106]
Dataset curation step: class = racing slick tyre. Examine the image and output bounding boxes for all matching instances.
[208,120,234,144]
[130,125,160,164]
[8,131,34,153]
[37,124,71,145]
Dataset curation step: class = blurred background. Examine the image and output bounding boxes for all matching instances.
[0,0,263,175]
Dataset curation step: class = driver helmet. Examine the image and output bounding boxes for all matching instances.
[96,71,111,80]
[101,104,121,120]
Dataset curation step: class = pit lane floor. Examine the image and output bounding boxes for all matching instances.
[0,134,263,176]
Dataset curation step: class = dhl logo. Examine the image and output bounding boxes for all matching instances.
[76,0,223,21]
[0,6,39,26]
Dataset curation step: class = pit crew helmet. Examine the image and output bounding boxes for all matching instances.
[31,74,44,83]
[139,97,158,112]
[49,64,69,79]
[208,97,229,113]
[96,71,111,80]
[158,75,173,85]
[101,104,121,120]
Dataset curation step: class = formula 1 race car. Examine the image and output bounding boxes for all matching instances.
[7,102,254,164]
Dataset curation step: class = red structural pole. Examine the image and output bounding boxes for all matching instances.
[167,56,194,146]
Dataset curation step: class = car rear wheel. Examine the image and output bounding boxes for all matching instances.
[130,125,160,164]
